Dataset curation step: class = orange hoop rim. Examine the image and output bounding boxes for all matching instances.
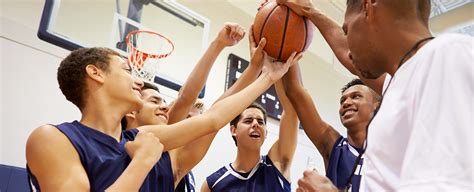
[125,30,175,59]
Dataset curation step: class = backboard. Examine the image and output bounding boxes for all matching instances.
[225,53,283,120]
[38,0,210,98]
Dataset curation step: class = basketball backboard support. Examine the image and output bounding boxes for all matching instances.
[38,0,210,98]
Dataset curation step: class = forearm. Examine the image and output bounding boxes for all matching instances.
[215,64,261,103]
[168,41,225,124]
[305,9,354,74]
[206,73,274,129]
[106,157,157,191]
[144,73,274,151]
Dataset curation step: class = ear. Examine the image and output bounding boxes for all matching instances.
[230,125,237,136]
[125,111,136,119]
[85,64,105,84]
[363,0,376,22]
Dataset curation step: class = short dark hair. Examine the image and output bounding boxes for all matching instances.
[341,79,381,102]
[230,103,267,146]
[142,81,160,93]
[57,47,120,110]
[347,0,429,21]
[341,79,364,93]
[346,0,362,10]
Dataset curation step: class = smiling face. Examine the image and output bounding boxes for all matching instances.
[339,84,378,130]
[133,88,169,126]
[231,107,267,151]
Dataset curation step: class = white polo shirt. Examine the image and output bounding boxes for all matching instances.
[361,34,473,191]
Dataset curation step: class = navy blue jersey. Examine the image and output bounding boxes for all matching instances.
[206,155,290,192]
[27,121,174,192]
[326,136,363,192]
[175,171,196,192]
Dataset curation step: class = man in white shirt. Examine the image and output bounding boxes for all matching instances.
[276,0,473,191]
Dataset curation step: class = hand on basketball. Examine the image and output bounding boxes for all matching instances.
[216,23,246,47]
[276,0,317,17]
[249,25,267,69]
[125,131,163,166]
[262,51,303,82]
[296,169,338,192]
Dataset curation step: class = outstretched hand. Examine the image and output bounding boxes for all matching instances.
[216,22,246,47]
[249,25,267,68]
[262,51,303,82]
[276,0,317,17]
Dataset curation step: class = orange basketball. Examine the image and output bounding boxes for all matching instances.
[253,1,313,61]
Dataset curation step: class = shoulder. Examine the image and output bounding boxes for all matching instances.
[26,124,80,173]
[418,34,472,64]
[123,128,140,140]
[27,124,68,147]
[206,165,228,182]
[432,34,473,47]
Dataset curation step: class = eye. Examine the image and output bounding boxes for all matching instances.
[340,97,346,104]
[258,120,265,125]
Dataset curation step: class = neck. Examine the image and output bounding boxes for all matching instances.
[126,119,139,130]
[80,93,133,141]
[347,125,366,149]
[232,147,261,172]
[383,22,432,76]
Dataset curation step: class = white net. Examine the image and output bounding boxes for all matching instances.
[126,30,174,82]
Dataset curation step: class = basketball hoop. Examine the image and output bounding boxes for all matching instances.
[126,30,174,82]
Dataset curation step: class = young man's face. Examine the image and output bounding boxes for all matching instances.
[339,85,378,130]
[105,55,144,111]
[231,108,267,150]
[134,89,169,126]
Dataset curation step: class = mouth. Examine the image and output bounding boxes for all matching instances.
[342,109,357,118]
[132,87,142,96]
[155,113,168,121]
[249,131,261,139]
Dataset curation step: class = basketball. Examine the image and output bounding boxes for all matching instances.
[253,1,313,61]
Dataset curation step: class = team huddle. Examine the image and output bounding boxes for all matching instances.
[26,0,473,191]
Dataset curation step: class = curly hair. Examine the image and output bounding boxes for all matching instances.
[230,102,267,146]
[57,47,120,110]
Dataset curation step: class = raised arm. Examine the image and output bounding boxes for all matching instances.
[276,0,385,94]
[282,63,341,169]
[170,30,268,184]
[267,79,299,180]
[140,51,302,151]
[27,125,162,191]
[167,23,245,124]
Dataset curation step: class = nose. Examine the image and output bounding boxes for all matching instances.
[348,52,353,61]
[159,103,169,113]
[133,76,144,89]
[341,97,353,108]
[251,119,260,127]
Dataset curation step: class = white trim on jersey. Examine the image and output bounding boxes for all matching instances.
[224,158,262,180]
[211,172,231,189]
[342,139,360,157]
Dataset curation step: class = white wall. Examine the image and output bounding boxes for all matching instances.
[0,0,351,190]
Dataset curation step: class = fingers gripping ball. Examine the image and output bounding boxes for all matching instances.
[253,1,313,61]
